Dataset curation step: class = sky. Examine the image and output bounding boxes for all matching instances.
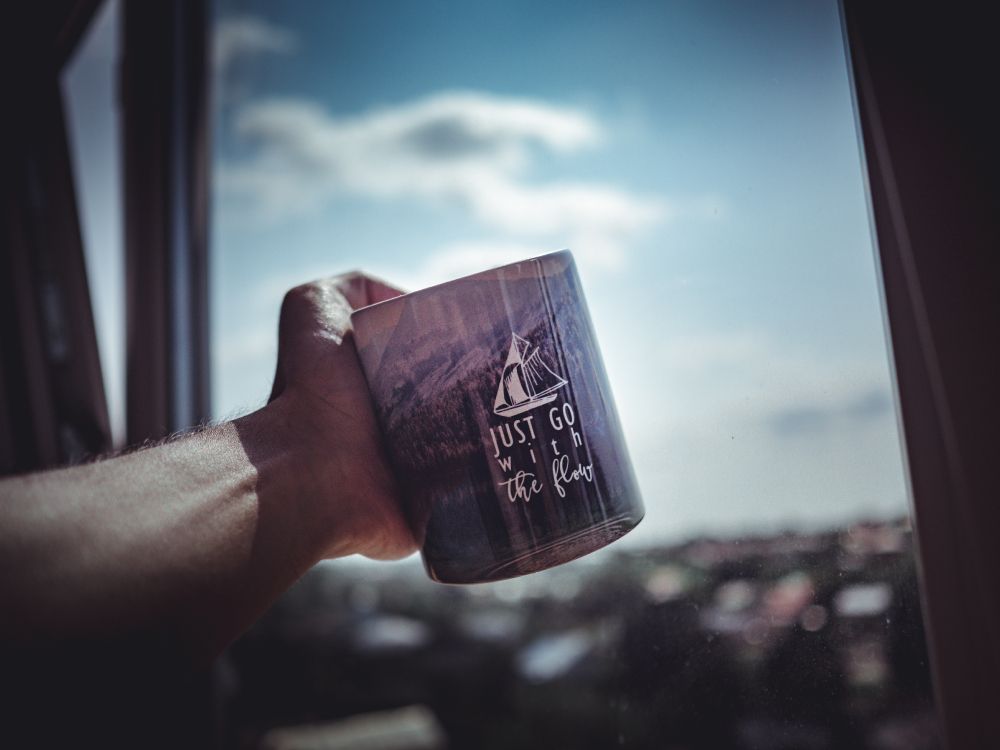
[65,0,911,548]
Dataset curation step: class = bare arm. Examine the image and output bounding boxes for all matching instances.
[0,274,415,661]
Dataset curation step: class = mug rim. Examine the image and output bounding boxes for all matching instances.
[350,248,573,326]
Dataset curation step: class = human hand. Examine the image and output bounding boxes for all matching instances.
[269,273,417,561]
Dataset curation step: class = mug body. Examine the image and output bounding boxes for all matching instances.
[351,251,643,583]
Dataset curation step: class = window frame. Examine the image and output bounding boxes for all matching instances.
[842,1,1000,747]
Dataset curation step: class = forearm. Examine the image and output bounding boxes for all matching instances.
[0,396,332,660]
[0,273,416,664]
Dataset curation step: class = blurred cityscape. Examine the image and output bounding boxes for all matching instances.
[220,517,938,750]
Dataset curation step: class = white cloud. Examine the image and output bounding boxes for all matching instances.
[214,15,296,72]
[608,329,907,544]
[218,91,668,269]
[651,332,895,430]
[608,327,900,486]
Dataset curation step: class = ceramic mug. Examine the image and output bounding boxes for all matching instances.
[351,250,644,583]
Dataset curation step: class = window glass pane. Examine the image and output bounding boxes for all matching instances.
[62,0,125,447]
[211,1,938,747]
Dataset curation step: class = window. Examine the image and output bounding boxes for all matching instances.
[210,1,938,747]
[62,0,125,447]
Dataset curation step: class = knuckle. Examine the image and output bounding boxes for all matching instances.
[282,283,315,309]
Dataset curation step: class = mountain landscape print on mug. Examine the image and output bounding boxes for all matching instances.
[352,252,644,583]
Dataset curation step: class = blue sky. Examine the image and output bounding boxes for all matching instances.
[67,0,910,547]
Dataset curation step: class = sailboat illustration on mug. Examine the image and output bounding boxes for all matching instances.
[493,332,568,417]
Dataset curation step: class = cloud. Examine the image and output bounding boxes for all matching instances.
[614,330,898,451]
[214,15,296,72]
[218,91,667,268]
[769,387,893,436]
[611,331,906,544]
